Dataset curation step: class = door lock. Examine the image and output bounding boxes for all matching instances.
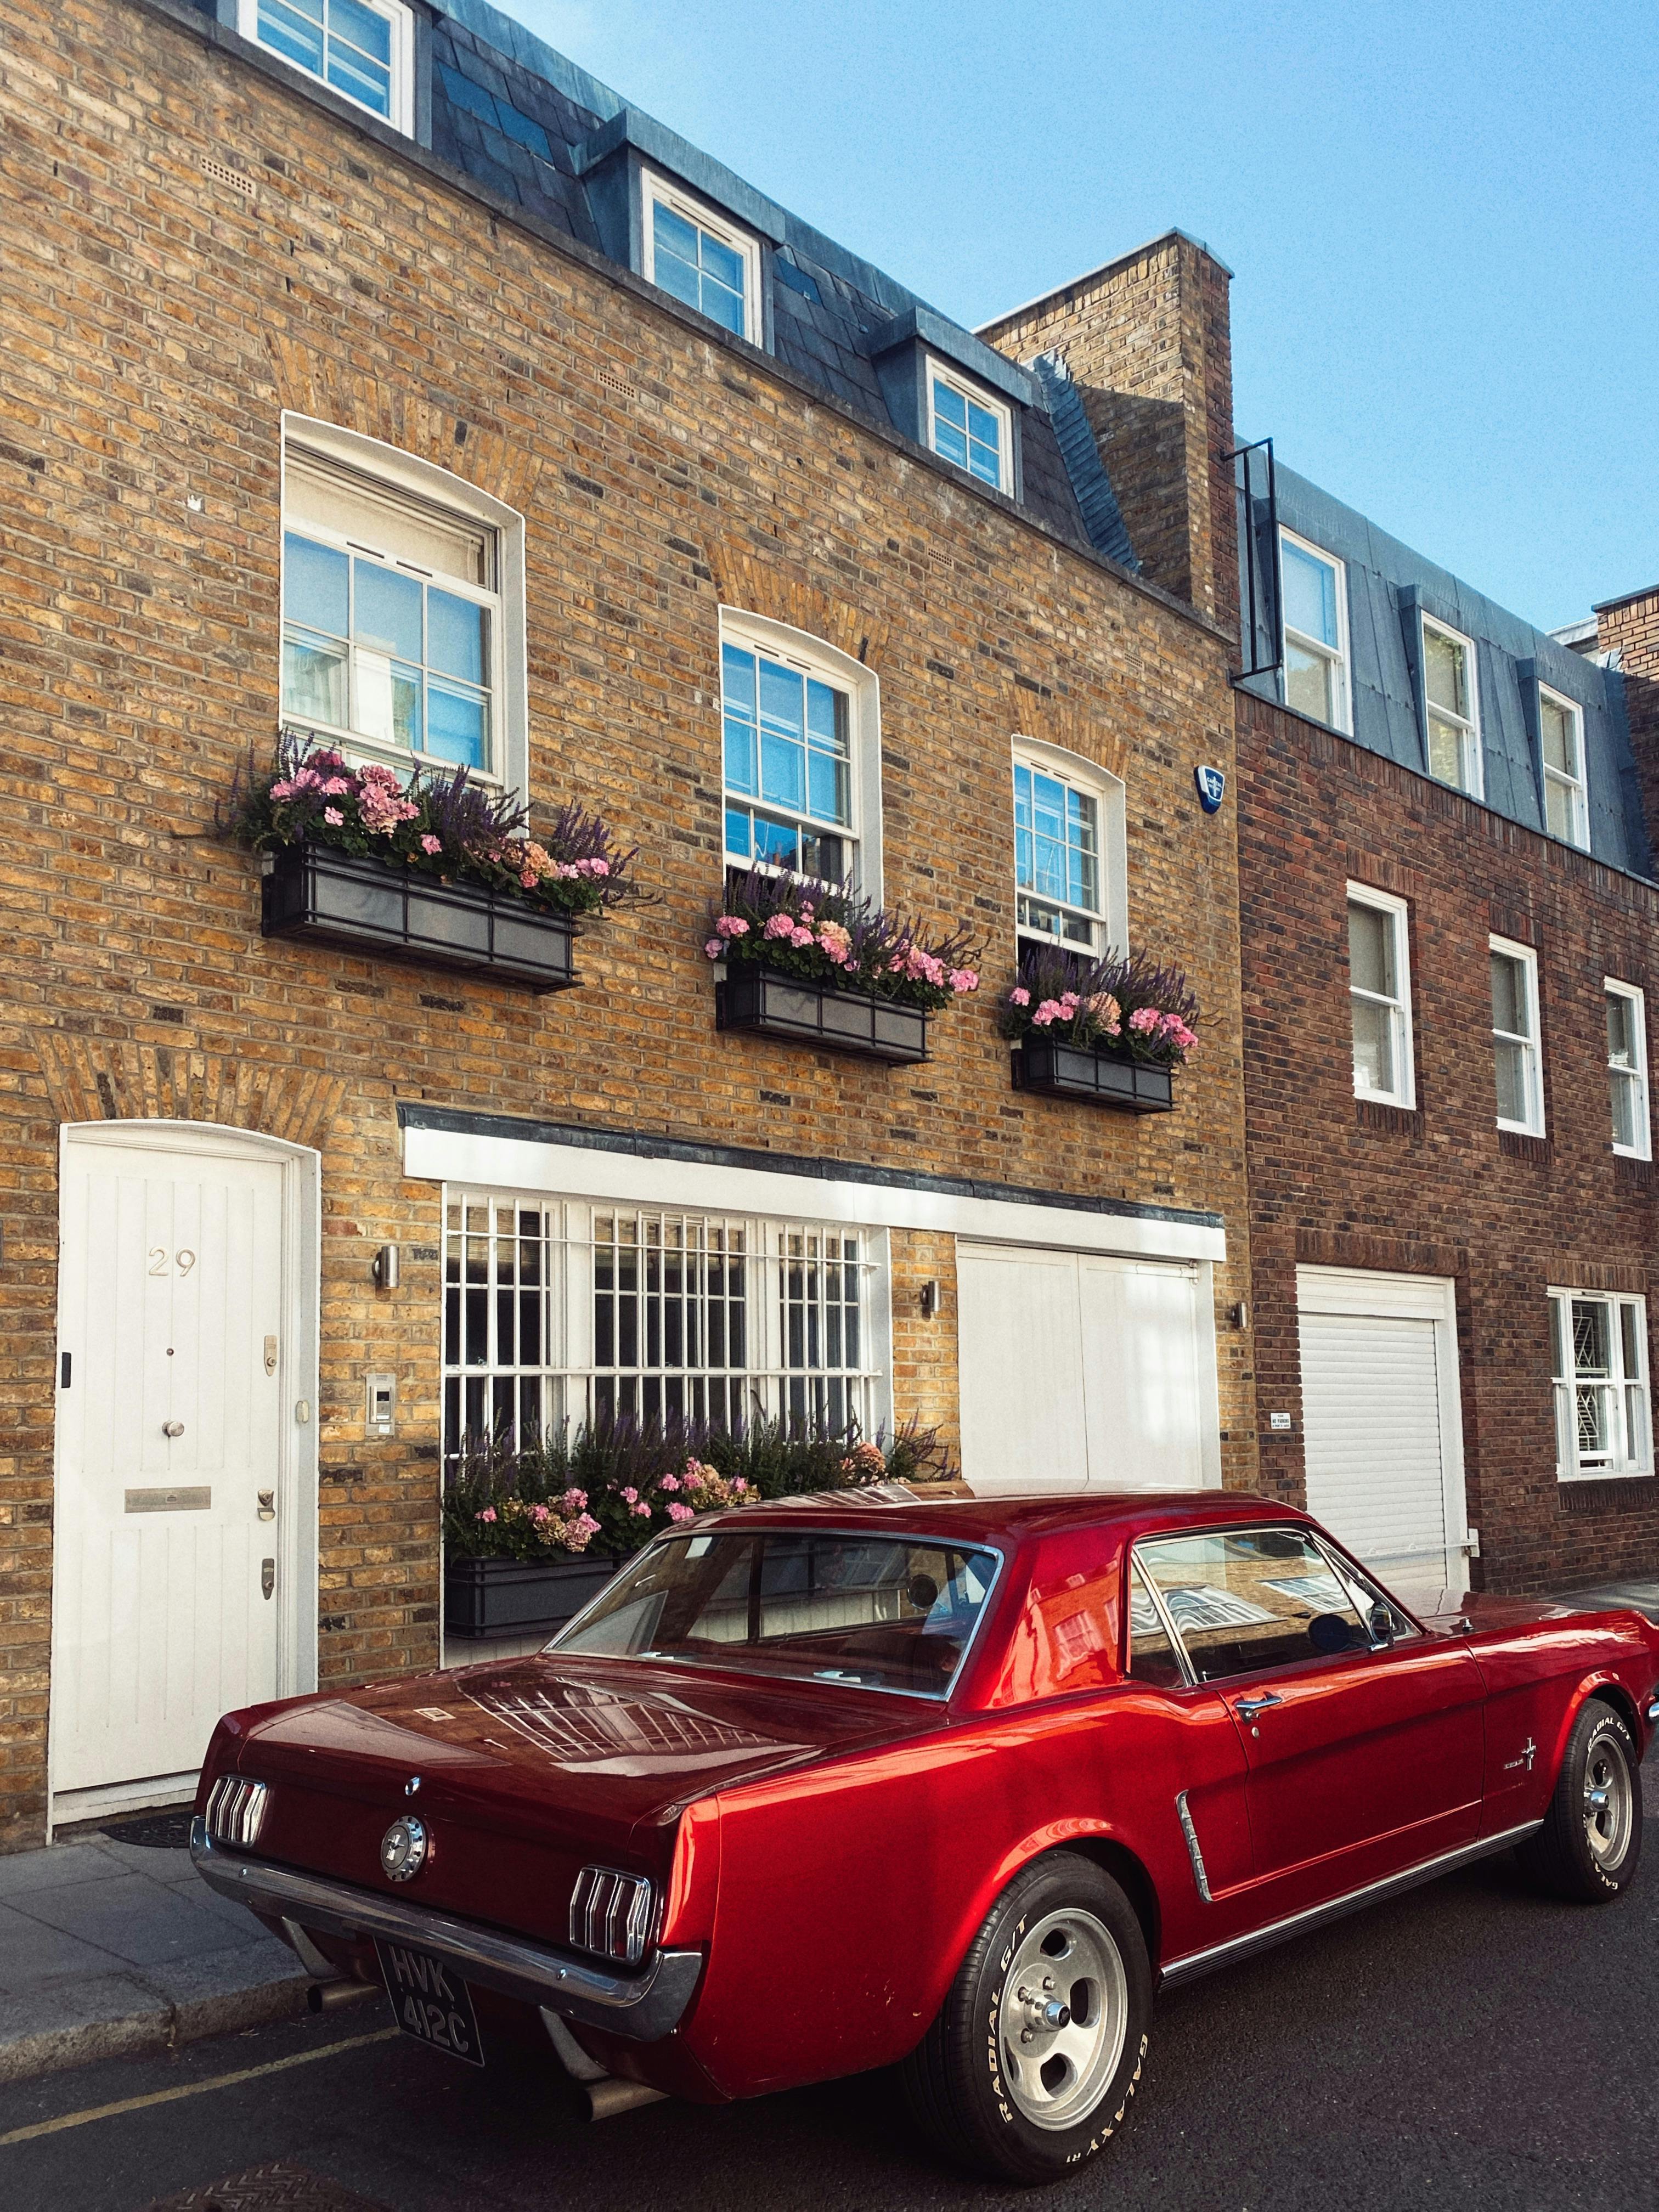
[1234,1692,1283,1720]
[263,1334,279,1376]
[162,1420,185,1439]
[257,1490,276,1522]
[261,1558,275,1600]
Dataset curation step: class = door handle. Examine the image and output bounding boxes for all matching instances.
[1234,1692,1283,1719]
[257,1490,276,1522]
[162,1420,185,1439]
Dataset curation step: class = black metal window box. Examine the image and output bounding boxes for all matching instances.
[716,963,930,1063]
[444,1554,619,1640]
[1013,1036,1176,1113]
[261,842,577,991]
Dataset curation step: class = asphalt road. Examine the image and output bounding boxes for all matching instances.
[5,1787,1656,2212]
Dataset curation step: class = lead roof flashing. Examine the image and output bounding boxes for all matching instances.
[867,305,1037,410]
[572,107,788,244]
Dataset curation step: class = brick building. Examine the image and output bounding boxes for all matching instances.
[0,0,1256,1845]
[1233,464,1659,1605]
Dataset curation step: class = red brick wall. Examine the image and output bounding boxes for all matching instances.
[0,0,1257,1844]
[1237,686,1659,1596]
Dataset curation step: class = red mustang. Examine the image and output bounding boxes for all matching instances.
[192,1491,1658,2183]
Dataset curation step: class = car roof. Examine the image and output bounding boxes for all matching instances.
[694,1487,1308,1550]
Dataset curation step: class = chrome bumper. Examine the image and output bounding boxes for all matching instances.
[189,1820,702,2042]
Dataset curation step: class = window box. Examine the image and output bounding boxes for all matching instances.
[444,1553,618,1641]
[1012,1036,1176,1114]
[261,841,577,991]
[716,963,929,1063]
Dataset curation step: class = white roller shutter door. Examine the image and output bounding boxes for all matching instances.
[1296,1267,1470,1602]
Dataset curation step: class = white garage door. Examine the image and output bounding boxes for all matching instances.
[1296,1266,1470,1602]
[957,1244,1217,1495]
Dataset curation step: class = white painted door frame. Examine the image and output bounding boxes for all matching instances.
[1295,1263,1471,1594]
[49,1120,321,1836]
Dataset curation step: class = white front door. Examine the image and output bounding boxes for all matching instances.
[1296,1265,1470,1604]
[54,1132,293,1800]
[956,1242,1216,1494]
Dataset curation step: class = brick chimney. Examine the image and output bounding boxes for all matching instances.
[1595,585,1659,854]
[979,230,1238,638]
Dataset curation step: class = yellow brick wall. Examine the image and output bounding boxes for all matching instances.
[0,0,1257,1846]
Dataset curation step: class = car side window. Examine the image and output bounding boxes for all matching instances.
[1125,1561,1186,1688]
[1134,1528,1370,1683]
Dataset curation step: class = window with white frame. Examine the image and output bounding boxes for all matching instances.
[1490,935,1544,1135]
[926,361,1012,493]
[1347,885,1414,1106]
[238,0,414,133]
[642,170,762,345]
[1280,531,1351,732]
[1550,1289,1651,1480]
[1013,747,1122,958]
[721,616,877,886]
[1606,980,1650,1159]
[281,442,510,782]
[1422,617,1482,796]
[441,1193,884,1475]
[1539,685,1589,849]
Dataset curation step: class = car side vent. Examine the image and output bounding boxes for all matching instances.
[568,1865,654,1966]
[205,1775,269,1848]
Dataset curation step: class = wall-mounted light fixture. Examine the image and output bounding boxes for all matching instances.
[372,1244,400,1290]
[919,1279,941,1319]
[1230,1301,1249,1331]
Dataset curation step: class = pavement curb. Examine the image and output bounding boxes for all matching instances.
[0,1973,314,2087]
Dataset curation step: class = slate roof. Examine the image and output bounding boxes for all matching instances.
[183,0,1136,567]
[420,0,1117,551]
[1241,464,1652,881]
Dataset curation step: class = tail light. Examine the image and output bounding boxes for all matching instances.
[205,1775,269,1848]
[568,1865,654,1966]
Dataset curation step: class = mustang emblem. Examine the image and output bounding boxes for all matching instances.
[1502,1737,1538,1775]
[380,1815,429,1883]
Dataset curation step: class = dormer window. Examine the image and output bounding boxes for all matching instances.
[239,0,414,133]
[642,170,761,345]
[1422,616,1482,798]
[927,362,1012,493]
[1539,684,1589,848]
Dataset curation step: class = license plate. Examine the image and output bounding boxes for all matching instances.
[375,1940,485,2067]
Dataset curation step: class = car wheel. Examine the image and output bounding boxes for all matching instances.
[900,1850,1151,2184]
[1517,1698,1644,1902]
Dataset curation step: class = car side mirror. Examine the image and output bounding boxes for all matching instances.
[1368,1601,1396,1648]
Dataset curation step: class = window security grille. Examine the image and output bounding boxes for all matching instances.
[1550,1290,1651,1480]
[441,1195,882,1475]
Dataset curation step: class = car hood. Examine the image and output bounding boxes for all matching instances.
[235,1651,939,1841]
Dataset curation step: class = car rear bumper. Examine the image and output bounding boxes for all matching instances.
[189,1819,702,2041]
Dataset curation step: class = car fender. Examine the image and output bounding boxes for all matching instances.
[1554,1668,1643,1777]
[935,1815,1164,1995]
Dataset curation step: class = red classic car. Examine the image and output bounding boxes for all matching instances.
[191,1490,1659,2183]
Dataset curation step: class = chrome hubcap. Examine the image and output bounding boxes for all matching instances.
[1582,1728,1634,1867]
[997,1908,1127,2132]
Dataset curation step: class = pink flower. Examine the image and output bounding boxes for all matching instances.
[816,921,853,963]
[620,1487,639,1505]
[477,1507,497,1524]
[270,779,297,800]
[561,1489,588,1511]
[1128,1006,1161,1035]
[531,1504,550,1523]
[632,1501,651,1517]
[764,912,796,940]
[585,859,610,877]
[1032,998,1065,1027]
[659,1473,680,1492]
[704,938,724,958]
[323,808,344,826]
[715,915,749,939]
[949,968,978,994]
[789,926,815,949]
[420,834,442,854]
[666,1502,695,1523]
[321,776,351,796]
[1009,986,1030,1008]
[732,1477,749,1494]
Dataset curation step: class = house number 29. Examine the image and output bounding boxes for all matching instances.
[148,1248,197,1276]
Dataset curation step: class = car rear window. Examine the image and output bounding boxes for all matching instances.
[552,1529,1000,1697]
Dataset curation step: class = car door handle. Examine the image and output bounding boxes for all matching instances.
[1234,1692,1283,1719]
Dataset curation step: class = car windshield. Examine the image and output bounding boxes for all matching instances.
[551,1528,1000,1698]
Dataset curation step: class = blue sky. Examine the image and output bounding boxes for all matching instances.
[508,0,1656,631]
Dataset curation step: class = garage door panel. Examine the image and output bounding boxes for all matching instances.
[1081,1259,1205,1491]
[957,1247,1088,1494]
[1297,1280,1465,1595]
